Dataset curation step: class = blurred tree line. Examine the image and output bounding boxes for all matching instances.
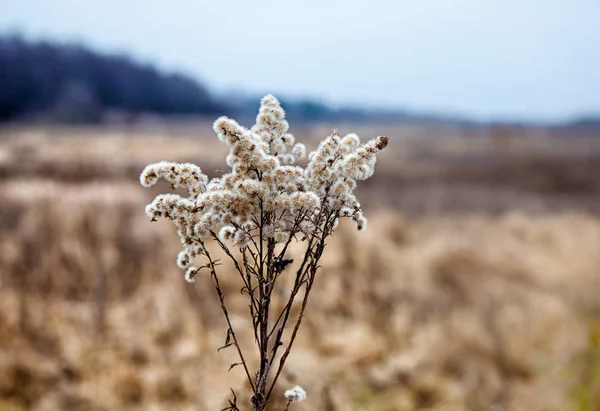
[0,35,228,123]
[0,35,416,125]
[2,35,598,128]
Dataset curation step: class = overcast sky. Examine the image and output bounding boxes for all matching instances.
[1,0,599,121]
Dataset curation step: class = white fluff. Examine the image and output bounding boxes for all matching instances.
[284,385,307,402]
[140,95,388,281]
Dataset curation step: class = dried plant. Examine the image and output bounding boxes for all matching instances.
[140,95,388,410]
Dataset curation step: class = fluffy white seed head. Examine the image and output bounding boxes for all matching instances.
[218,225,236,242]
[177,250,193,269]
[140,161,208,198]
[284,385,307,402]
[184,267,198,284]
[140,95,388,280]
[292,143,306,160]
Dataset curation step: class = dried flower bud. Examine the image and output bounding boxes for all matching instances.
[375,135,389,150]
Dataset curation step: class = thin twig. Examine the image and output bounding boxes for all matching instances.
[203,244,256,393]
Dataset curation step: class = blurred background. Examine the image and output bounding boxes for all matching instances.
[1,1,599,410]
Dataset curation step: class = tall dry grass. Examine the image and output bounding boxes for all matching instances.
[0,125,599,411]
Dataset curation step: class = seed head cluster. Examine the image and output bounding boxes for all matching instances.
[141,95,388,281]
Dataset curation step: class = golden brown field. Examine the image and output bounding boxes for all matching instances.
[0,123,599,411]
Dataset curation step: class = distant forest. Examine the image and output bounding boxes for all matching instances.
[2,36,597,127]
[0,36,233,122]
[0,36,388,124]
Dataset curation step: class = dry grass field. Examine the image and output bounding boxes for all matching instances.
[0,123,599,411]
